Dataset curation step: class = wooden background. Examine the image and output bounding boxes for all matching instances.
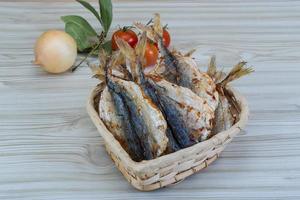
[1,0,300,199]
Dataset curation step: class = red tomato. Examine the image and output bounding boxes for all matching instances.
[162,29,171,47]
[111,29,138,51]
[153,29,171,48]
[144,42,159,67]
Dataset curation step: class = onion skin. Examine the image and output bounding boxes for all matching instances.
[34,30,77,74]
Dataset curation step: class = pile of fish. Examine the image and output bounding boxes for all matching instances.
[92,14,253,162]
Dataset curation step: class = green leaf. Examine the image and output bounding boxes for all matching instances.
[61,15,98,51]
[89,40,112,56]
[64,22,93,51]
[76,0,102,24]
[99,0,112,34]
[101,40,112,54]
[61,15,97,36]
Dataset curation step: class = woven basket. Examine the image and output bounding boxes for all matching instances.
[86,82,249,191]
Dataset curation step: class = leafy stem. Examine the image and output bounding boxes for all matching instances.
[62,1,112,51]
[71,31,106,72]
[62,0,113,71]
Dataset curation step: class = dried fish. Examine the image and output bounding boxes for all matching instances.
[211,89,235,134]
[108,75,168,158]
[99,77,153,160]
[108,87,145,161]
[96,52,145,161]
[115,33,181,151]
[210,61,254,134]
[93,15,253,160]
[147,75,215,142]
[107,49,168,159]
[137,14,219,112]
[99,87,128,149]
[116,31,215,145]
[171,51,219,111]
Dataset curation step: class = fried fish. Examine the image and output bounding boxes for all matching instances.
[97,49,169,160]
[136,14,219,113]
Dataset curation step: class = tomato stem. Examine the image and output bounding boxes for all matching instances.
[147,39,155,45]
[122,26,135,32]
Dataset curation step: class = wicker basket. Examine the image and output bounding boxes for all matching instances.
[86,82,249,191]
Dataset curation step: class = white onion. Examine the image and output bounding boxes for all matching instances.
[34,30,77,73]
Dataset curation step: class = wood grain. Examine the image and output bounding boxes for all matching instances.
[0,0,300,199]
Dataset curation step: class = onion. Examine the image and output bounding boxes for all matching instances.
[34,30,77,73]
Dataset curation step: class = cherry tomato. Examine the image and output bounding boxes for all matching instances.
[162,29,171,47]
[111,29,138,51]
[144,42,159,67]
[154,29,171,49]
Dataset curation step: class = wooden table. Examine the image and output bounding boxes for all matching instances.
[1,0,300,199]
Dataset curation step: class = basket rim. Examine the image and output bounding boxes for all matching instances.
[86,83,249,175]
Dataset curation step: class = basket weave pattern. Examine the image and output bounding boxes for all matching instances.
[87,83,249,191]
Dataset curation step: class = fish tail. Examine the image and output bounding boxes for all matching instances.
[207,55,217,78]
[135,31,147,59]
[134,14,163,43]
[184,49,196,57]
[134,22,156,42]
[115,37,136,62]
[115,37,137,79]
[218,61,254,87]
[134,22,148,32]
[98,48,108,68]
[153,13,163,38]
[135,32,148,83]
[109,52,134,81]
[89,48,109,82]
[111,51,125,67]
